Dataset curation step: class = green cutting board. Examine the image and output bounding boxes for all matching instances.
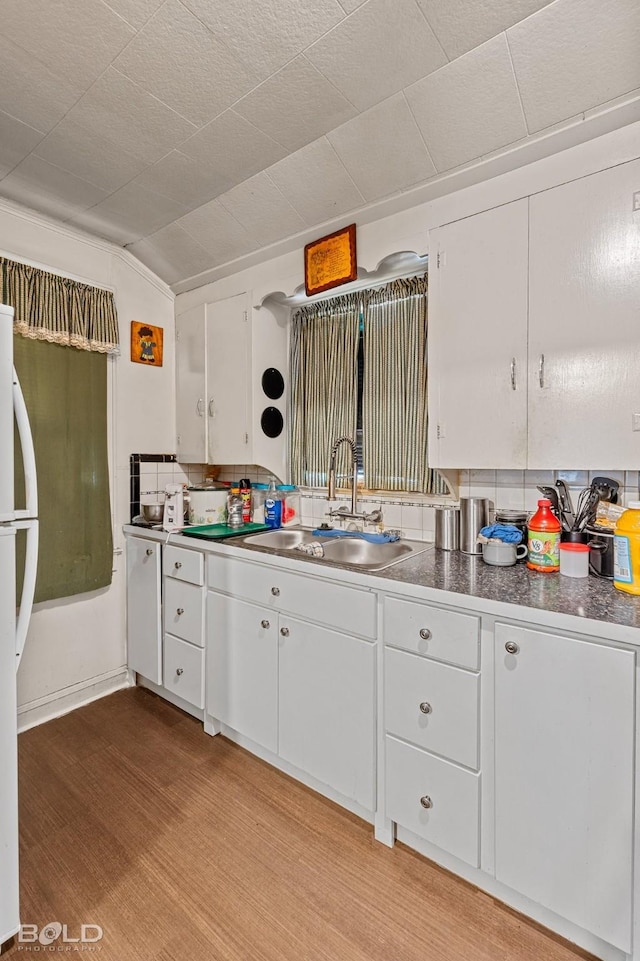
[181,521,270,541]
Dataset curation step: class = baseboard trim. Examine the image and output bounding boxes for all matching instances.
[17,668,133,733]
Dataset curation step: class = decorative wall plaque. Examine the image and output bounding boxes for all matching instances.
[304,224,357,297]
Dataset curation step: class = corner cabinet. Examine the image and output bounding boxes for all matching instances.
[494,623,635,954]
[428,158,640,469]
[176,292,251,464]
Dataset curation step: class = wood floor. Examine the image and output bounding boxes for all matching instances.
[5,687,595,961]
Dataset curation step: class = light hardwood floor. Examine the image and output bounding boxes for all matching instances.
[5,688,595,961]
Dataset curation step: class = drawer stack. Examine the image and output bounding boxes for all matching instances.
[383,596,481,866]
[163,545,205,709]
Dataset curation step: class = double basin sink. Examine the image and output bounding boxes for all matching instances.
[235,527,434,572]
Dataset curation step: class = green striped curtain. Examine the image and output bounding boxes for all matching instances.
[2,257,119,354]
[290,294,360,487]
[363,276,445,494]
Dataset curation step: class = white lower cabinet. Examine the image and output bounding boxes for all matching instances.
[163,634,204,709]
[494,623,635,954]
[126,535,162,685]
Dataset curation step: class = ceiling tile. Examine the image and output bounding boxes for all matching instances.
[405,35,527,172]
[0,111,45,177]
[66,208,142,246]
[34,118,147,192]
[508,0,640,133]
[65,68,197,164]
[416,0,553,60]
[218,173,306,246]
[0,0,135,89]
[178,199,258,262]
[0,154,108,219]
[234,56,357,152]
[0,36,86,134]
[182,0,346,80]
[338,0,367,11]
[178,111,287,193]
[127,223,213,284]
[328,93,436,201]
[84,182,190,241]
[113,0,258,127]
[305,0,447,112]
[101,0,165,30]
[268,138,364,225]
[132,150,227,207]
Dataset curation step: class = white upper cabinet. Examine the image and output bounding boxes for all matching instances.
[528,159,640,469]
[428,200,529,468]
[176,292,251,464]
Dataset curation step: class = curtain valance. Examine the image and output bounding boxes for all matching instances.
[1,257,120,354]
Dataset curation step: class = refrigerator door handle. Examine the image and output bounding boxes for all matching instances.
[13,366,38,520]
[14,519,38,668]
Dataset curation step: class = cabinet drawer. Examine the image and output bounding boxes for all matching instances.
[385,648,479,769]
[163,634,204,708]
[384,596,479,669]
[208,554,376,639]
[163,578,204,647]
[164,545,203,585]
[385,735,480,867]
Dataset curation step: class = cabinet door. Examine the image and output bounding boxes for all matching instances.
[428,200,528,468]
[206,593,277,754]
[176,304,206,464]
[528,159,640,468]
[206,294,250,464]
[494,623,635,953]
[126,536,162,684]
[278,617,375,810]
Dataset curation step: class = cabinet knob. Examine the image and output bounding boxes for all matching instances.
[505,641,520,655]
[176,607,184,615]
[420,795,433,810]
[271,586,280,596]
[261,619,270,630]
[280,627,290,637]
[145,548,153,556]
[419,701,432,715]
[174,561,182,569]
[176,668,184,676]
[419,628,432,641]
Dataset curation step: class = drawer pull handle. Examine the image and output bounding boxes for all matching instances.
[176,608,184,615]
[505,641,520,655]
[419,701,432,715]
[176,667,184,676]
[261,619,270,630]
[420,795,433,810]
[280,627,290,637]
[271,587,280,596]
[419,628,432,641]
[174,561,182,569]
[145,548,153,556]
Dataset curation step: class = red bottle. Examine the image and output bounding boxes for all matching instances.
[526,498,561,572]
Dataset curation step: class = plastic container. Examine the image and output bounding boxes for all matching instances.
[614,501,640,594]
[227,486,244,528]
[526,498,561,572]
[251,483,269,524]
[264,480,283,529]
[559,542,589,578]
[277,484,301,527]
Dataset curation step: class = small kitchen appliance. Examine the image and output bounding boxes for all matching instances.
[163,484,186,531]
[187,483,228,526]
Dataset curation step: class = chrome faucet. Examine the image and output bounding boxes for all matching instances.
[326,435,383,525]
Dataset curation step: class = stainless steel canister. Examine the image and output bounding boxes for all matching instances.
[460,497,491,554]
[435,507,460,551]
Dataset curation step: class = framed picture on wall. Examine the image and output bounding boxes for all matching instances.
[304,223,357,296]
[131,321,164,366]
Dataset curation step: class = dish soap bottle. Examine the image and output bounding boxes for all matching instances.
[614,501,640,594]
[264,479,282,529]
[526,498,561,572]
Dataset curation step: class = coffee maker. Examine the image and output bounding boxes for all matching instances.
[163,484,186,531]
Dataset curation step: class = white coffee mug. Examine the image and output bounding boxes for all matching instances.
[482,540,527,567]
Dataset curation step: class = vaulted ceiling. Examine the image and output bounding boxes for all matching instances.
[0,0,638,290]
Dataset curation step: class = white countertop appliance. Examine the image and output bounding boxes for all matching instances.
[0,303,39,949]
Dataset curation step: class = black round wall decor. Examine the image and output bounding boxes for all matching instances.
[261,407,284,438]
[261,367,285,400]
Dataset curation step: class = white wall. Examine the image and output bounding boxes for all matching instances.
[0,199,175,728]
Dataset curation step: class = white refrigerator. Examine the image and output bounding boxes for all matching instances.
[0,303,38,948]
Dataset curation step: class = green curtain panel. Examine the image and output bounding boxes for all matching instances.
[290,293,361,488]
[2,257,119,354]
[14,337,113,603]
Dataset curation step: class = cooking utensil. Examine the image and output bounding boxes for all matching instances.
[590,476,619,504]
[555,480,575,530]
[537,486,561,518]
[573,486,600,531]
[141,503,164,523]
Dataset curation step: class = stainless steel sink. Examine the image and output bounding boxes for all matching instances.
[235,528,433,571]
